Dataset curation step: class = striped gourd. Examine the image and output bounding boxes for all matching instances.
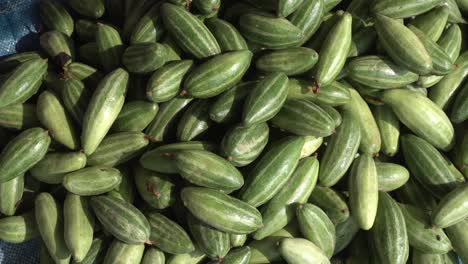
[205,17,248,52]
[187,214,230,259]
[372,105,400,156]
[87,132,150,167]
[0,58,47,108]
[111,101,159,132]
[134,164,176,209]
[35,193,72,263]
[255,47,318,76]
[145,97,193,142]
[0,174,24,216]
[37,90,79,150]
[0,128,51,183]
[243,72,289,126]
[147,60,193,103]
[96,23,124,72]
[0,211,39,243]
[62,79,91,126]
[63,62,103,87]
[161,3,221,59]
[81,68,129,155]
[39,30,75,64]
[91,195,150,244]
[130,3,165,44]
[253,157,319,240]
[139,141,216,174]
[181,187,262,234]
[0,103,39,130]
[398,203,451,254]
[370,192,409,264]
[376,162,409,192]
[103,240,145,264]
[279,238,330,264]
[147,212,195,254]
[177,100,212,141]
[239,13,303,49]
[432,183,468,228]
[401,134,464,199]
[309,186,350,224]
[122,43,167,74]
[239,137,304,207]
[318,110,361,187]
[30,152,87,184]
[271,98,335,137]
[39,0,74,36]
[183,50,252,98]
[173,150,244,192]
[141,248,165,264]
[220,122,269,167]
[63,166,122,196]
[289,0,324,45]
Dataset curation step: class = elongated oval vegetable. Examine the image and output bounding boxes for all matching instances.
[243,72,289,126]
[69,0,105,18]
[0,104,38,130]
[147,212,194,254]
[239,13,303,49]
[349,154,378,230]
[37,90,79,150]
[333,217,359,255]
[161,3,221,59]
[122,43,167,74]
[296,203,335,258]
[183,50,252,98]
[181,187,263,234]
[221,122,269,167]
[174,150,244,192]
[370,192,409,264]
[0,128,51,183]
[409,6,449,42]
[142,248,165,264]
[63,166,122,196]
[376,162,409,192]
[112,101,158,132]
[399,203,452,254]
[40,0,74,36]
[145,96,193,142]
[401,134,464,199]
[309,186,350,224]
[210,81,258,124]
[139,141,216,173]
[177,100,212,141]
[205,17,248,52]
[248,225,298,264]
[81,68,129,155]
[445,219,468,264]
[30,152,87,184]
[40,30,75,64]
[372,105,399,156]
[382,89,454,151]
[166,247,206,264]
[134,164,176,210]
[254,157,319,240]
[91,195,150,244]
[103,240,145,264]
[61,79,90,126]
[318,110,360,186]
[35,193,71,263]
[255,47,318,76]
[271,98,335,137]
[64,193,94,262]
[240,137,304,207]
[0,211,39,243]
[0,175,23,216]
[289,0,324,45]
[96,23,124,72]
[346,56,419,89]
[130,3,165,45]
[431,183,468,228]
[314,11,352,87]
[87,132,150,167]
[230,234,247,248]
[188,214,229,259]
[375,14,432,75]
[451,81,468,124]
[0,58,47,108]
[147,60,193,103]
[279,238,330,264]
[372,0,444,18]
[287,79,351,106]
[342,88,381,154]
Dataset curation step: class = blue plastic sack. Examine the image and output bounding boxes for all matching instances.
[0,0,42,57]
[0,1,42,261]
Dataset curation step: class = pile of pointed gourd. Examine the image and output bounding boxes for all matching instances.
[0,0,467,263]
